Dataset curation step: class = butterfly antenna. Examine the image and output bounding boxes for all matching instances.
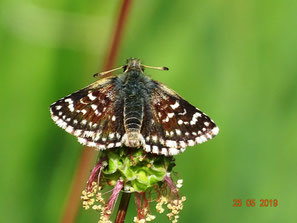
[142,65,169,71]
[93,66,124,77]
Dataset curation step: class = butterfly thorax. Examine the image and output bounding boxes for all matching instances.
[121,70,148,147]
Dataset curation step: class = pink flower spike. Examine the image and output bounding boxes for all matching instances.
[164,174,179,198]
[106,180,124,214]
[86,158,106,191]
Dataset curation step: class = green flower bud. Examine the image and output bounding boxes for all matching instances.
[101,147,175,192]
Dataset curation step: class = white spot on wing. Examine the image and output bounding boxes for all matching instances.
[109,133,115,139]
[168,113,174,118]
[56,119,67,129]
[196,137,202,144]
[68,104,74,112]
[169,148,179,156]
[152,146,159,154]
[201,135,207,142]
[145,145,151,152]
[165,140,177,148]
[170,101,180,109]
[190,112,201,125]
[95,110,102,116]
[179,141,186,147]
[212,126,219,135]
[163,116,169,122]
[83,131,94,138]
[78,137,87,145]
[65,98,74,112]
[88,142,97,147]
[65,126,73,133]
[158,112,162,118]
[80,98,87,104]
[161,148,168,156]
[94,132,101,141]
[91,104,97,110]
[187,140,195,146]
[88,93,96,101]
[65,98,73,103]
[107,143,114,148]
[74,130,82,136]
[178,109,187,115]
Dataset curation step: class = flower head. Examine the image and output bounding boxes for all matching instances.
[81,147,186,222]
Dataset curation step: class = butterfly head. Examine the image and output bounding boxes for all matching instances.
[125,58,143,72]
[95,59,168,78]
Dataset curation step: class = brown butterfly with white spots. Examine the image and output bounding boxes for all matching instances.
[50,58,219,156]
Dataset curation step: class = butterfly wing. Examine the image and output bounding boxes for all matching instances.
[50,77,125,150]
[141,81,219,156]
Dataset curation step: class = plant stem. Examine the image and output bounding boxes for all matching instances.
[115,193,132,223]
[103,0,133,76]
[60,0,133,222]
[60,149,95,223]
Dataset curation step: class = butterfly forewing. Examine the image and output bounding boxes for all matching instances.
[50,58,219,156]
[141,81,219,156]
[50,77,125,149]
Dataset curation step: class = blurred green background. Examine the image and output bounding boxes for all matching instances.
[1,0,297,222]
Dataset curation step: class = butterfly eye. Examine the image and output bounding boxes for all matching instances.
[122,65,128,72]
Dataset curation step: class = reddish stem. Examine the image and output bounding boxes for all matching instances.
[114,192,132,223]
[60,0,133,222]
[103,0,133,73]
[60,149,95,223]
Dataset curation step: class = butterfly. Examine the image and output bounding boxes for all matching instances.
[50,58,219,156]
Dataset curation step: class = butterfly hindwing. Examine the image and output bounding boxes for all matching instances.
[50,77,125,149]
[141,81,219,156]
